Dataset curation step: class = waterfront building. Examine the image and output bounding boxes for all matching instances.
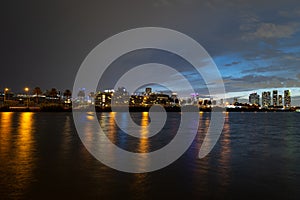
[273,90,278,106]
[170,93,179,105]
[112,87,130,105]
[249,92,260,105]
[278,95,283,106]
[142,93,171,106]
[95,91,113,107]
[145,87,152,95]
[284,90,291,107]
[130,95,143,106]
[262,91,271,107]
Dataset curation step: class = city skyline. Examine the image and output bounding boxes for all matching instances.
[1,85,300,107]
[1,1,300,199]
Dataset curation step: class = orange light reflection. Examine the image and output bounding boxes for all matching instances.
[0,112,13,155]
[15,112,36,195]
[139,112,150,153]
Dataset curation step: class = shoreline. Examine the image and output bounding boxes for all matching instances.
[0,105,297,112]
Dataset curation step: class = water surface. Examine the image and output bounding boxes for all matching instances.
[0,112,299,199]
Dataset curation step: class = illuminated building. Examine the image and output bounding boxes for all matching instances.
[203,99,211,106]
[171,93,179,105]
[249,92,260,105]
[278,95,283,106]
[284,90,291,107]
[262,91,271,107]
[112,87,129,105]
[145,87,152,95]
[273,90,278,106]
[142,93,171,106]
[95,91,113,107]
[130,95,143,106]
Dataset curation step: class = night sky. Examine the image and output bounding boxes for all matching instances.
[2,0,300,104]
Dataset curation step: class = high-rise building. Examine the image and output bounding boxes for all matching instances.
[249,92,260,105]
[220,99,224,106]
[284,90,291,107]
[112,87,130,105]
[273,90,278,106]
[145,87,152,95]
[278,95,283,106]
[171,93,179,105]
[233,97,238,104]
[95,91,113,107]
[262,91,271,107]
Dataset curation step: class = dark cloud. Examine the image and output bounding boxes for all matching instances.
[231,75,286,83]
[242,22,300,40]
[1,0,300,97]
[241,65,285,74]
[223,74,300,92]
[224,61,241,67]
[279,8,300,18]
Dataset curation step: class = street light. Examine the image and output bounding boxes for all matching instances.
[25,87,29,108]
[4,88,9,102]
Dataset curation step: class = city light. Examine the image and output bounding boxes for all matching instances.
[1,86,300,112]
[24,87,29,108]
[4,88,9,102]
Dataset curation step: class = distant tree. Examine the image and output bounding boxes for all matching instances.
[32,86,43,104]
[63,89,72,99]
[49,88,58,98]
[45,88,59,103]
[33,87,42,95]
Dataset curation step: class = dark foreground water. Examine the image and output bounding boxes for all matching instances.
[0,112,299,200]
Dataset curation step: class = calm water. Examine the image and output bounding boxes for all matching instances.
[0,112,299,200]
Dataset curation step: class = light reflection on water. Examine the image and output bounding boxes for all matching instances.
[0,112,36,199]
[217,112,231,194]
[139,112,150,153]
[0,112,13,154]
[0,112,299,199]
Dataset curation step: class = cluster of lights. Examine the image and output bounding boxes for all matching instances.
[3,87,30,93]
[3,87,30,106]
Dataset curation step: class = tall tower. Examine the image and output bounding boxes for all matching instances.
[249,92,260,105]
[278,95,283,106]
[262,91,271,107]
[233,97,238,104]
[284,90,291,107]
[145,87,152,95]
[273,90,278,106]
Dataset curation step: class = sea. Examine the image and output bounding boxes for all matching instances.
[0,112,299,200]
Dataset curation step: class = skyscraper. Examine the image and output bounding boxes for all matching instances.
[145,87,152,95]
[273,90,278,106]
[262,91,271,107]
[233,97,238,104]
[284,90,291,107]
[278,95,283,106]
[249,92,260,105]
